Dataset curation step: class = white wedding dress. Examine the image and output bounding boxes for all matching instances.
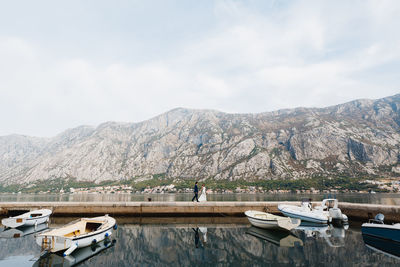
[198,187,207,202]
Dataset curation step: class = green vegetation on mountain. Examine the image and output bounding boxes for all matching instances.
[0,175,388,193]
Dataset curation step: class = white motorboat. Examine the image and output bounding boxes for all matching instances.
[278,199,348,225]
[36,214,116,257]
[0,223,48,239]
[245,210,301,231]
[1,209,52,228]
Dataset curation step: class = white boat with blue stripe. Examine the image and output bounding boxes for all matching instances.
[36,214,116,257]
[1,209,52,228]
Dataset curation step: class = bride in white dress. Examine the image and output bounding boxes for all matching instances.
[198,184,207,202]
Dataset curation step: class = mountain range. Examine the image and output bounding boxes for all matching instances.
[1,94,400,186]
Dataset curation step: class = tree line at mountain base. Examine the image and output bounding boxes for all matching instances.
[0,175,391,194]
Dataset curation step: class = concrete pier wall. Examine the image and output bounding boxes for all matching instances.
[0,201,399,222]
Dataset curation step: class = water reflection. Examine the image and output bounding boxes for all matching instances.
[192,227,208,249]
[0,220,400,266]
[362,234,400,260]
[192,228,200,248]
[199,227,207,245]
[0,223,48,239]
[33,238,116,267]
[246,226,303,247]
[295,223,348,247]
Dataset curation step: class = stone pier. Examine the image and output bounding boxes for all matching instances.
[0,201,399,222]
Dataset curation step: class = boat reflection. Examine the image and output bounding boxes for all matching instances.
[33,238,116,267]
[362,234,400,260]
[246,226,303,247]
[0,223,48,239]
[295,222,348,247]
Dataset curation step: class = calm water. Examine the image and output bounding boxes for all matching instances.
[1,193,400,205]
[0,218,399,266]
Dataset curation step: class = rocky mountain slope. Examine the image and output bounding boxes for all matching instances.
[0,94,400,185]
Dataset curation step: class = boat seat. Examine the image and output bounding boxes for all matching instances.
[253,213,277,220]
[315,205,327,211]
[64,229,81,237]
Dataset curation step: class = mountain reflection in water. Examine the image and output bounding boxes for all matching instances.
[0,220,400,266]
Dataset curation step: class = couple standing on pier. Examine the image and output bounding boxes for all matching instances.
[192,181,207,202]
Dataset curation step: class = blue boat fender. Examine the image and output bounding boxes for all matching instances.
[113,223,118,230]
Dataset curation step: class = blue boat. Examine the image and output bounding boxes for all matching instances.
[361,214,400,243]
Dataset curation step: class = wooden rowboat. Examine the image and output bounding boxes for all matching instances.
[1,209,52,228]
[245,210,301,231]
[36,215,116,257]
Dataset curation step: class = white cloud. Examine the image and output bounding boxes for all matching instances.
[0,1,399,136]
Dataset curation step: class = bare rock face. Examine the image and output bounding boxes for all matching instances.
[0,94,400,185]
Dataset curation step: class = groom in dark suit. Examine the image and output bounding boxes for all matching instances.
[192,181,199,202]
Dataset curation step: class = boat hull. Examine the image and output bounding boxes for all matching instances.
[279,208,328,224]
[1,210,51,228]
[361,223,400,243]
[247,217,281,229]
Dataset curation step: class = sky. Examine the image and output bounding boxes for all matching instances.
[0,0,399,137]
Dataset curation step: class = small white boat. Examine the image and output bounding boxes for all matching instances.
[278,199,348,225]
[1,209,52,228]
[36,215,116,257]
[245,210,301,231]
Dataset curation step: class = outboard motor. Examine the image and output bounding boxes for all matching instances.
[329,208,342,220]
[329,208,348,225]
[373,213,384,224]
